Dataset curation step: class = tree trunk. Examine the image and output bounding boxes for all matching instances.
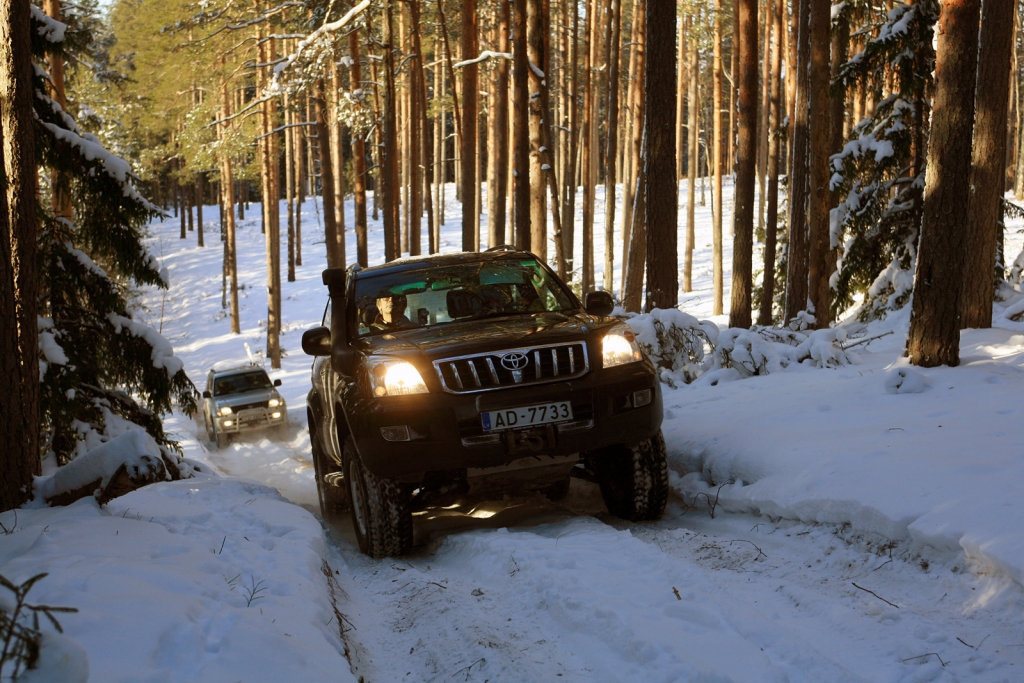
[487,0,510,247]
[962,0,1015,329]
[675,6,687,184]
[285,96,296,282]
[805,0,831,326]
[461,0,478,251]
[757,0,770,235]
[581,0,602,291]
[331,60,347,262]
[316,80,342,269]
[785,0,811,323]
[623,125,648,312]
[0,0,40,511]
[684,15,698,293]
[349,29,369,267]
[561,0,581,271]
[293,118,303,267]
[409,0,434,256]
[603,0,622,292]
[644,0,677,311]
[907,0,981,367]
[512,0,531,249]
[758,0,783,326]
[730,0,758,328]
[382,0,401,261]
[621,2,646,294]
[712,0,724,315]
[220,71,241,335]
[528,0,548,260]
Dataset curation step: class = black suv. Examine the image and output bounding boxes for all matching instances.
[302,249,667,557]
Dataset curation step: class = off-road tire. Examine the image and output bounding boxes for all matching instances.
[312,427,349,522]
[215,429,229,449]
[344,438,413,558]
[591,430,669,522]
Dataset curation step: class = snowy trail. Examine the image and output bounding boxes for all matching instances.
[140,184,1024,682]
[313,479,1024,683]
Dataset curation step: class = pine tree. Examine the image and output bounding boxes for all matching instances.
[26,5,197,467]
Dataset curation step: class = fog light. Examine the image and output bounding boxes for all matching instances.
[632,389,653,408]
[271,411,282,419]
[379,425,411,442]
[223,420,234,427]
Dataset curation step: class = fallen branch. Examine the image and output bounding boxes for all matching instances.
[726,539,767,561]
[852,582,899,608]
[901,652,945,667]
[844,330,894,349]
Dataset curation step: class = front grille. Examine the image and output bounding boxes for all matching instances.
[232,401,269,412]
[434,342,589,394]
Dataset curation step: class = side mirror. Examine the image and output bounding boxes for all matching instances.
[301,326,332,356]
[585,290,615,317]
[273,379,282,387]
[202,390,211,399]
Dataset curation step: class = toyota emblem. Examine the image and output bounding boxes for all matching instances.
[500,352,529,371]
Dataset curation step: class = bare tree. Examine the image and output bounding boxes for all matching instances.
[908,0,981,367]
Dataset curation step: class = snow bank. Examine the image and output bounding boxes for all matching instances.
[35,430,167,504]
[665,325,1024,588]
[0,478,354,683]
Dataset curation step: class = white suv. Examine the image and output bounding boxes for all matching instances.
[201,366,287,448]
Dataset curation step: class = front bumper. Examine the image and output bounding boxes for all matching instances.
[218,407,287,434]
[347,360,662,481]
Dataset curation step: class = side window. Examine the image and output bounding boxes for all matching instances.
[322,297,332,327]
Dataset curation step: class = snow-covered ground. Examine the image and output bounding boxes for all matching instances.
[3,181,1024,682]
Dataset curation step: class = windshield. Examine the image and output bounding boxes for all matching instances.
[213,370,273,396]
[353,258,577,337]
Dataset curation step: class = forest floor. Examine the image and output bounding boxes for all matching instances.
[3,182,1024,682]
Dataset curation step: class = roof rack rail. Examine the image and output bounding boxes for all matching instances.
[484,244,520,253]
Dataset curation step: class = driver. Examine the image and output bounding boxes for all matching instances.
[371,294,418,331]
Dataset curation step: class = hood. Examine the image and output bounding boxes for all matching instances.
[358,311,611,360]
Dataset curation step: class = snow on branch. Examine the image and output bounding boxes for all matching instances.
[272,0,370,82]
[452,51,513,69]
[30,5,66,43]
[106,313,185,379]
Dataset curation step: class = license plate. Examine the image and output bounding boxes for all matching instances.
[481,401,573,431]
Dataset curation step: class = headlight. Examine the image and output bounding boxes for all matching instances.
[368,359,429,396]
[602,324,643,368]
[217,405,233,416]
[268,398,281,408]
